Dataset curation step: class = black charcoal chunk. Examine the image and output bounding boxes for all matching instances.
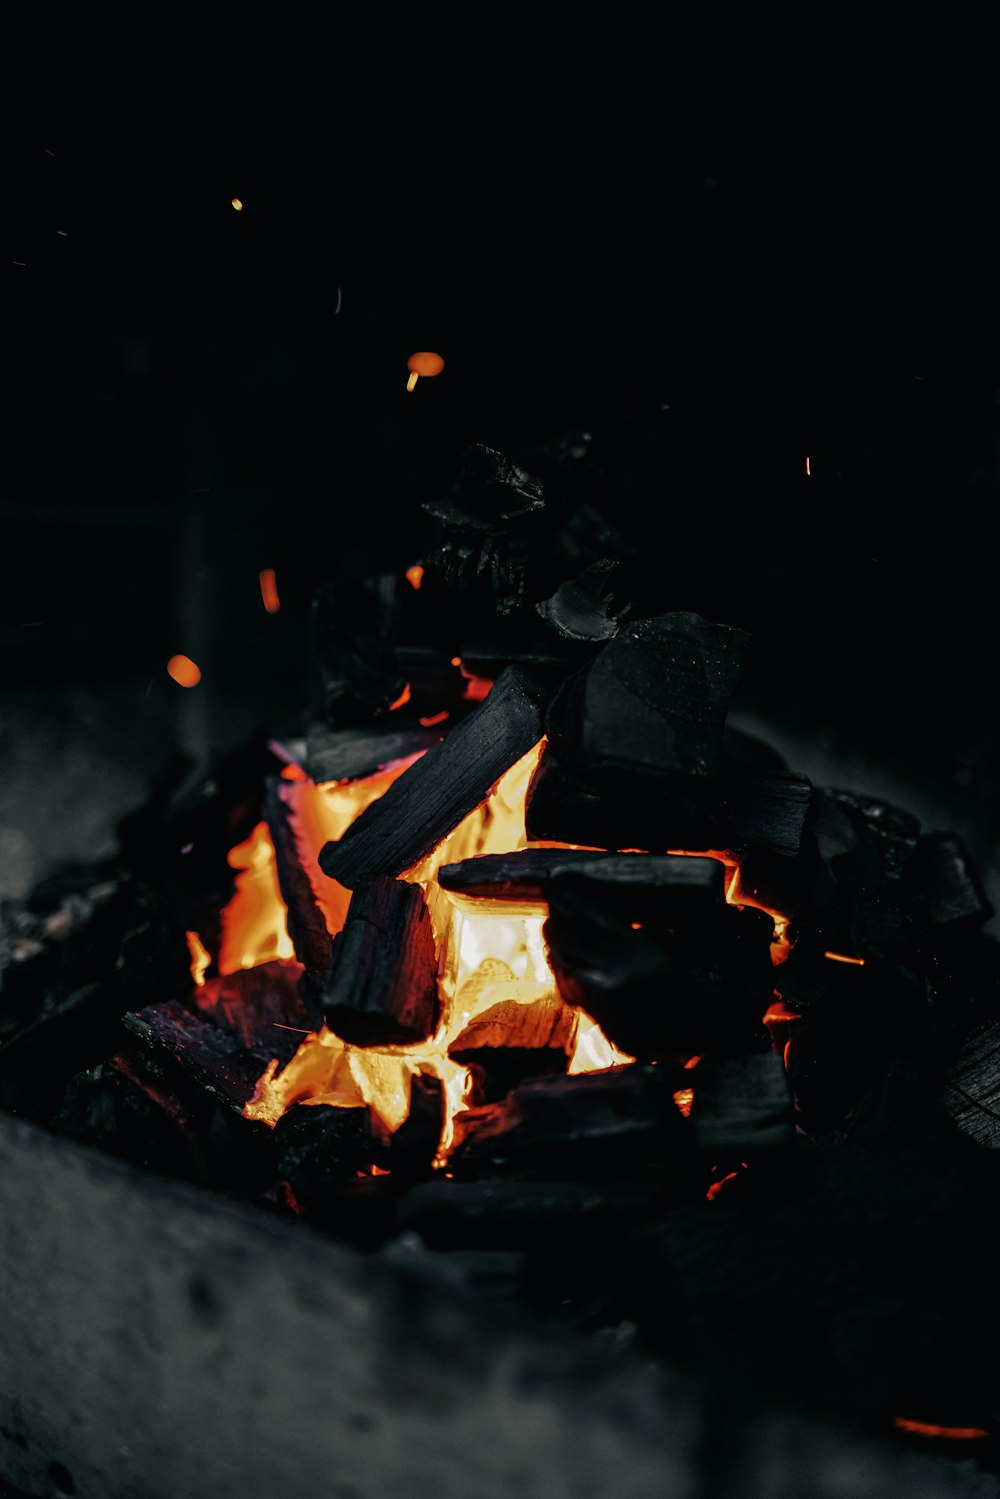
[536,559,628,642]
[321,876,439,1045]
[692,1054,795,1155]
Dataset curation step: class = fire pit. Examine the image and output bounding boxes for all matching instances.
[3,440,1000,1498]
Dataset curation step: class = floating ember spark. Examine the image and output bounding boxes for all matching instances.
[405,351,444,392]
[405,564,424,590]
[824,950,865,966]
[805,455,811,476]
[167,654,201,688]
[673,1087,694,1117]
[231,198,243,212]
[419,711,450,727]
[893,1419,989,1440]
[259,568,280,613]
[388,683,412,712]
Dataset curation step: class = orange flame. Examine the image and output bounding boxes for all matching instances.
[185,930,211,987]
[259,568,280,614]
[405,564,424,590]
[673,1087,694,1117]
[824,950,865,965]
[218,823,296,974]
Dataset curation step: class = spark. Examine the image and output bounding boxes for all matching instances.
[388,683,412,712]
[824,950,865,966]
[405,564,424,590]
[231,198,243,212]
[805,455,811,476]
[419,711,450,727]
[167,654,201,688]
[259,568,280,614]
[894,1418,989,1440]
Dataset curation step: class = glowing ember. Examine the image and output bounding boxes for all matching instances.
[419,711,450,727]
[405,564,424,590]
[893,1418,989,1440]
[259,568,280,613]
[824,950,865,965]
[167,654,201,688]
[231,197,243,212]
[388,683,412,712]
[405,351,445,392]
[217,823,295,975]
[185,930,211,987]
[805,455,811,476]
[672,1087,694,1117]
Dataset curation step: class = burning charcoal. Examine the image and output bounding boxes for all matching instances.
[321,876,439,1045]
[546,612,750,779]
[535,559,628,642]
[192,958,315,1053]
[691,1054,794,1156]
[716,771,812,858]
[907,833,993,930]
[263,780,331,1019]
[305,722,445,785]
[449,1064,684,1178]
[396,1178,658,1250]
[525,744,809,860]
[545,871,775,1061]
[940,1022,1000,1148]
[116,881,197,1009]
[320,667,551,887]
[56,1056,208,1183]
[801,789,921,962]
[123,999,265,1112]
[630,1068,1000,1424]
[438,850,726,914]
[383,1073,444,1176]
[422,445,546,616]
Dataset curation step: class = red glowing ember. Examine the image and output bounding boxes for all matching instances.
[824,951,865,966]
[259,568,280,613]
[167,654,201,688]
[388,683,412,712]
[406,351,445,392]
[893,1418,989,1440]
[405,564,424,591]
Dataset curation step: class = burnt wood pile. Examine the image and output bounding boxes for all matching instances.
[3,442,1000,1470]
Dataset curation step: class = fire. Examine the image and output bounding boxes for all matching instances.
[233,731,798,1166]
[218,823,296,974]
[242,741,634,1158]
[405,564,424,590]
[824,950,865,966]
[185,930,211,987]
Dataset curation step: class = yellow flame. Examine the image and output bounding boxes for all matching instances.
[218,823,295,974]
[185,930,211,987]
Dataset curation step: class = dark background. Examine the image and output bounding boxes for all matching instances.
[3,112,999,907]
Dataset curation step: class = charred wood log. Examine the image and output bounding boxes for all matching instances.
[525,745,810,859]
[192,957,315,1052]
[545,871,775,1061]
[438,850,726,915]
[449,1064,687,1179]
[691,1053,795,1157]
[545,612,749,780]
[422,444,546,617]
[321,876,439,1045]
[262,780,331,1020]
[907,833,993,930]
[535,559,628,643]
[305,722,444,788]
[122,999,266,1113]
[940,1022,1000,1148]
[319,667,551,887]
[55,1055,209,1183]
